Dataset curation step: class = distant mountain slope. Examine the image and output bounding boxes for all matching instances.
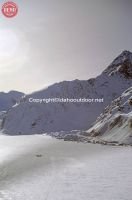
[0,91,24,112]
[2,50,132,135]
[85,87,132,145]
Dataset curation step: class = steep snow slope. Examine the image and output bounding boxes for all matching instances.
[2,51,132,134]
[0,91,24,111]
[86,87,132,145]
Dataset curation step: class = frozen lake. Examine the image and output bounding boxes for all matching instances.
[0,134,132,200]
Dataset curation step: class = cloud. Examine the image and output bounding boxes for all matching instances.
[0,0,132,92]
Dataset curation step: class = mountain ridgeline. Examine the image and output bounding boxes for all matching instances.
[0,91,24,112]
[1,51,132,136]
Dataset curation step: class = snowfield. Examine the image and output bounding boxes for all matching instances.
[0,134,132,200]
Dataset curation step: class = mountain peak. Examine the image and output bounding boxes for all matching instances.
[103,50,132,78]
[109,50,132,66]
[120,50,132,56]
[112,50,132,65]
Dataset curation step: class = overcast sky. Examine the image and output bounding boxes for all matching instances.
[0,0,132,93]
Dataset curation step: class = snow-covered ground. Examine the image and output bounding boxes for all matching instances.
[0,134,132,200]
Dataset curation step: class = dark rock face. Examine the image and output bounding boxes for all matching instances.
[118,60,132,79]
[103,50,132,78]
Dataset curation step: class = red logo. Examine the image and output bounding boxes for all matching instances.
[2,2,18,18]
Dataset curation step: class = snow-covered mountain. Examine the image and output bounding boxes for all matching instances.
[2,50,132,135]
[85,87,132,145]
[0,91,24,112]
[0,91,24,130]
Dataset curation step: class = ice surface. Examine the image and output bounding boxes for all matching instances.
[0,134,132,200]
